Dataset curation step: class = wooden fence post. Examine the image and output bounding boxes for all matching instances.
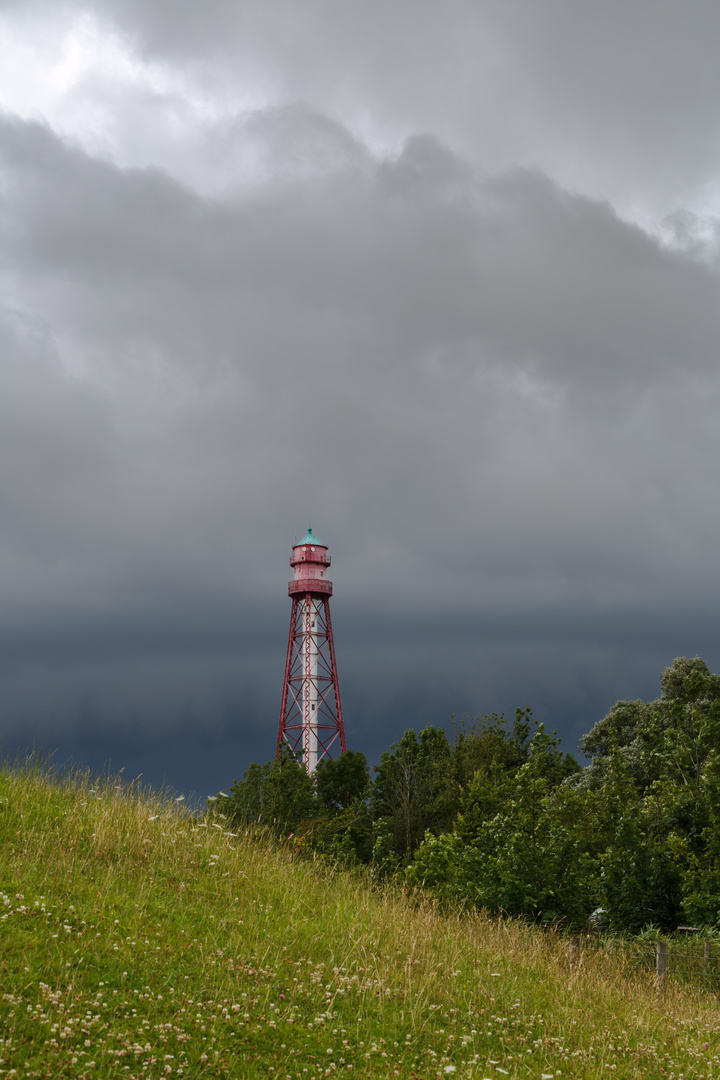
[656,940,668,993]
[568,936,580,972]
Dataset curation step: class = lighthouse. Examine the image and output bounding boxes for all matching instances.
[277,527,346,773]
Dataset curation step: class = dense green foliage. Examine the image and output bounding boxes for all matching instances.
[221,657,720,933]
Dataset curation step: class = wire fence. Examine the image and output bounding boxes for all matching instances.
[567,934,720,993]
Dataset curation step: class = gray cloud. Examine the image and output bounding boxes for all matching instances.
[1,7,720,793]
[25,0,720,213]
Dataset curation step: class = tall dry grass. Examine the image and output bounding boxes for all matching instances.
[0,755,718,1078]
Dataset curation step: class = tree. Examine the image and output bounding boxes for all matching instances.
[372,726,458,866]
[409,720,591,925]
[575,657,720,930]
[310,750,373,865]
[220,745,317,836]
[573,657,720,793]
[315,750,370,815]
[456,711,578,837]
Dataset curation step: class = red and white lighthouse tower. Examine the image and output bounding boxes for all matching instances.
[277,527,346,773]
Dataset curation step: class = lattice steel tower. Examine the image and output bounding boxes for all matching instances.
[277,527,346,773]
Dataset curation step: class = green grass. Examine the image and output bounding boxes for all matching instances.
[1,760,720,1079]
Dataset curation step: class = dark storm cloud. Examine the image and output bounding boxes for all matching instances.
[2,3,720,792]
[4,113,718,401]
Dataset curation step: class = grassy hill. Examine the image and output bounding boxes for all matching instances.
[0,759,718,1079]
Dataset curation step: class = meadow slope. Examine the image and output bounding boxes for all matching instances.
[0,761,719,1079]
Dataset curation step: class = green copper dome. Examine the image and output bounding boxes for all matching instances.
[297,526,326,547]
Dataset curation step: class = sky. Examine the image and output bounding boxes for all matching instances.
[1,0,720,798]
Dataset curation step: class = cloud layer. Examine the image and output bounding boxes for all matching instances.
[1,2,720,794]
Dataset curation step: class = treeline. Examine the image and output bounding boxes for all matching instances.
[215,656,720,934]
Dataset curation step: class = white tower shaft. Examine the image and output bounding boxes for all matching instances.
[302,597,320,773]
